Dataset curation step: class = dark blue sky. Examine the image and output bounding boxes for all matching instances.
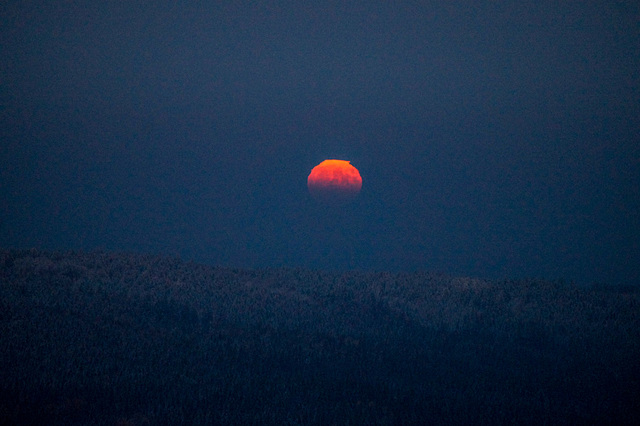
[2,1,639,285]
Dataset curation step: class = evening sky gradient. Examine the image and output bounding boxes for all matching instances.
[2,1,639,285]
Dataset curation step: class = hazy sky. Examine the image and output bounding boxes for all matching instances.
[2,1,639,285]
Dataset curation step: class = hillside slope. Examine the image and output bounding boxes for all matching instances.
[1,249,639,424]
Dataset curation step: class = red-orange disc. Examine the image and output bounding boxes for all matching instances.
[307,159,362,203]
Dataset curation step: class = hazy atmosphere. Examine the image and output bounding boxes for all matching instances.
[2,1,639,285]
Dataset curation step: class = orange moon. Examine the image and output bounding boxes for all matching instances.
[307,159,362,203]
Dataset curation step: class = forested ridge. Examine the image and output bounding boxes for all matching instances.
[1,248,639,425]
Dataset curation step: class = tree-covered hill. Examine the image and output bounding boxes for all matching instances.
[1,248,639,425]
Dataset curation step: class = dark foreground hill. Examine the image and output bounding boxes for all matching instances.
[1,249,639,425]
